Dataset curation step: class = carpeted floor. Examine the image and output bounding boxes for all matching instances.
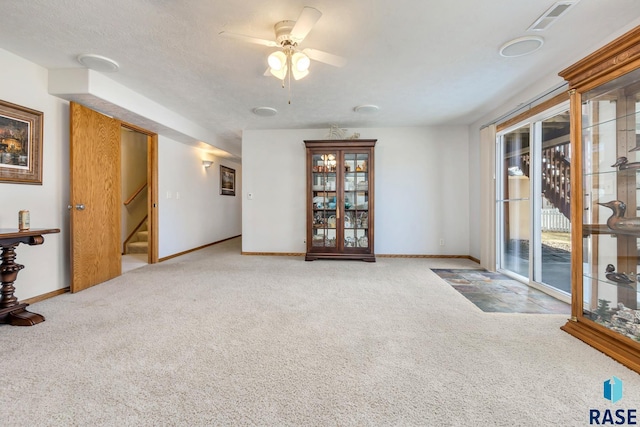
[1,237,638,426]
[431,268,571,314]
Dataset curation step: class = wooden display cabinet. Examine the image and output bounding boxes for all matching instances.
[560,27,640,372]
[305,139,376,261]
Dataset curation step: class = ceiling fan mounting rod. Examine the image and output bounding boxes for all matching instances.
[281,41,297,51]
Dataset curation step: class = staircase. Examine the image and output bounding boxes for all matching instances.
[125,220,148,254]
[520,142,571,220]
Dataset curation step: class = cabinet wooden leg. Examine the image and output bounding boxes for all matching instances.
[0,303,45,326]
[8,307,44,325]
[0,243,45,326]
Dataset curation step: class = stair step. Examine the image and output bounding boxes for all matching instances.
[137,230,148,242]
[127,241,148,254]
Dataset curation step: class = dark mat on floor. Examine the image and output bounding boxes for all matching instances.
[431,268,571,314]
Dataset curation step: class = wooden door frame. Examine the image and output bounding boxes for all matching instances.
[121,122,159,264]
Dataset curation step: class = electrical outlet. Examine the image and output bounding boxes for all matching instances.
[439,239,445,246]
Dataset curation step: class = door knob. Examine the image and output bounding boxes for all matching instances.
[71,204,86,210]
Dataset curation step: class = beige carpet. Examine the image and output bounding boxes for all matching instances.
[2,237,639,426]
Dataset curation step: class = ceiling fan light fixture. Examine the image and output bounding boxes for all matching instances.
[292,67,309,80]
[292,52,310,72]
[221,6,346,102]
[268,51,286,70]
[270,65,288,80]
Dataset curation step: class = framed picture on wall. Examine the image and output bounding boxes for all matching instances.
[0,100,43,184]
[220,165,236,196]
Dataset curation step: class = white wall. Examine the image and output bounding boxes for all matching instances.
[242,127,470,255]
[0,47,243,300]
[158,136,242,258]
[0,48,68,300]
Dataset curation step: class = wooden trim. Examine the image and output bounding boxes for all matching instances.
[148,134,159,264]
[122,215,148,254]
[496,92,569,132]
[22,287,69,305]
[559,25,640,91]
[377,254,479,261]
[158,235,241,262]
[242,252,305,256]
[121,122,155,135]
[306,253,375,262]
[561,319,640,374]
[304,139,377,149]
[123,182,147,206]
[118,121,158,265]
[569,89,583,322]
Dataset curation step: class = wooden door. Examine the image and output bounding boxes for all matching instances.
[70,102,122,292]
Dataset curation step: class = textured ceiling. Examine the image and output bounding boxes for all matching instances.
[1,0,640,155]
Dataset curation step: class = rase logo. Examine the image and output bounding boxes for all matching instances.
[605,376,624,404]
[589,376,637,425]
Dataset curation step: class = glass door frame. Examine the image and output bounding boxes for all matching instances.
[496,101,571,303]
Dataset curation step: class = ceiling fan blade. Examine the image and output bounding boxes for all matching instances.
[290,6,322,42]
[218,31,278,47]
[303,48,347,68]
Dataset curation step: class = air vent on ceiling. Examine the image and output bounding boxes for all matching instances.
[527,1,579,31]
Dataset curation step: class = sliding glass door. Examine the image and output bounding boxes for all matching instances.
[538,111,571,294]
[496,104,571,298]
[497,124,531,279]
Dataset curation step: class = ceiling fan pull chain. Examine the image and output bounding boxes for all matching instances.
[288,53,292,104]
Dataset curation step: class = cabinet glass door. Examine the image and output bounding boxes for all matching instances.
[311,151,339,250]
[343,152,369,250]
[581,68,640,339]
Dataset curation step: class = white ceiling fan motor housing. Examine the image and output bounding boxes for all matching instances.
[275,20,296,45]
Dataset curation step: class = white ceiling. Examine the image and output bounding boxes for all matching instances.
[1,0,639,156]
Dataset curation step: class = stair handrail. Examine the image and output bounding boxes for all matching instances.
[124,182,148,206]
[518,140,571,221]
[123,215,149,255]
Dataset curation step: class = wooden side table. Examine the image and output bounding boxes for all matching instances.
[0,228,60,326]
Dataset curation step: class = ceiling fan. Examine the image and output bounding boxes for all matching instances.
[219,6,346,84]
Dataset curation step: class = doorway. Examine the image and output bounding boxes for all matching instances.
[496,103,571,300]
[121,126,150,273]
[70,102,158,292]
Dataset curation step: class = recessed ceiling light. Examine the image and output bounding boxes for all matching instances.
[252,106,278,117]
[77,54,119,72]
[354,105,379,114]
[499,36,544,57]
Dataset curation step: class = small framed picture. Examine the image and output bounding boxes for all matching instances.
[0,100,44,184]
[220,165,236,196]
